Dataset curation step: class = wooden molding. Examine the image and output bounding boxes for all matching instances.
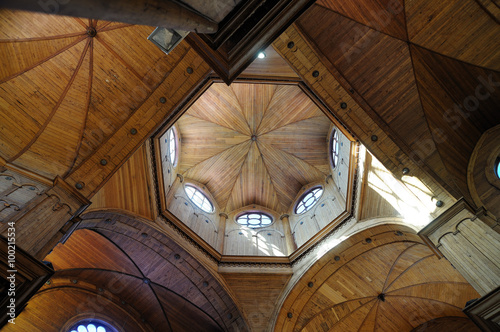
[0,236,53,328]
[186,0,316,84]
[464,285,500,331]
[418,198,475,253]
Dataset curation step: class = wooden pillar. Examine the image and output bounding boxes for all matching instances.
[280,214,296,255]
[419,198,500,296]
[2,0,218,33]
[217,213,227,254]
[0,172,90,260]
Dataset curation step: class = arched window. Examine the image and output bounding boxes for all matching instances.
[69,320,117,332]
[295,186,323,214]
[184,185,213,213]
[236,212,273,228]
[330,129,340,168]
[165,127,177,165]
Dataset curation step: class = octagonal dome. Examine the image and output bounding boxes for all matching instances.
[174,82,333,215]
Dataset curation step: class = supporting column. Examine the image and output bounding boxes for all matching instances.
[280,214,296,255]
[0,172,90,260]
[217,213,228,254]
[419,199,500,296]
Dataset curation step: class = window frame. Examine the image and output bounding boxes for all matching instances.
[330,129,340,169]
[236,211,274,229]
[294,186,324,215]
[165,127,178,167]
[68,319,118,332]
[184,184,214,213]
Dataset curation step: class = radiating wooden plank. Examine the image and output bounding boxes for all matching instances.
[187,82,252,136]
[317,0,407,39]
[406,0,500,70]
[225,142,282,212]
[184,140,252,211]
[176,114,250,174]
[0,40,87,162]
[257,141,326,207]
[230,83,277,134]
[259,116,331,175]
[257,85,324,135]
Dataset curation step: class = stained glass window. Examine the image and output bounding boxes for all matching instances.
[295,187,323,214]
[236,212,273,228]
[185,185,213,213]
[69,321,116,332]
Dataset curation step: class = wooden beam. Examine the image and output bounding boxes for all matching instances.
[0,0,218,33]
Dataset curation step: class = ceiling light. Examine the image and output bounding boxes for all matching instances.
[148,27,189,54]
[257,52,266,59]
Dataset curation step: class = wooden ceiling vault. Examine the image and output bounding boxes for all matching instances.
[0,0,499,331]
[176,82,333,214]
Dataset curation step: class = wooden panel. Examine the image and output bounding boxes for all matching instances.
[186,0,315,84]
[221,273,291,332]
[77,211,248,331]
[275,224,479,332]
[240,45,300,80]
[468,125,500,218]
[411,45,500,202]
[1,286,147,332]
[411,316,480,332]
[167,179,220,249]
[406,0,500,70]
[297,5,461,198]
[317,0,407,39]
[45,229,141,275]
[289,180,345,248]
[152,284,222,332]
[90,144,154,219]
[0,10,212,200]
[273,23,458,212]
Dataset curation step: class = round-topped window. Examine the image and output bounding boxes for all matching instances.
[236,212,273,228]
[295,186,324,214]
[330,129,340,168]
[184,184,213,213]
[165,127,177,165]
[69,320,117,332]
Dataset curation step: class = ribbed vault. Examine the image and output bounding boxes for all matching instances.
[176,82,331,214]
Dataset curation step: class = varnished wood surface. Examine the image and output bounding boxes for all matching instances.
[275,224,480,332]
[221,273,292,332]
[295,4,500,206]
[90,143,154,219]
[0,10,211,199]
[176,82,331,215]
[240,45,300,80]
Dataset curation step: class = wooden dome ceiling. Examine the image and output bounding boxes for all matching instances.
[2,212,248,332]
[276,225,481,332]
[175,82,332,214]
